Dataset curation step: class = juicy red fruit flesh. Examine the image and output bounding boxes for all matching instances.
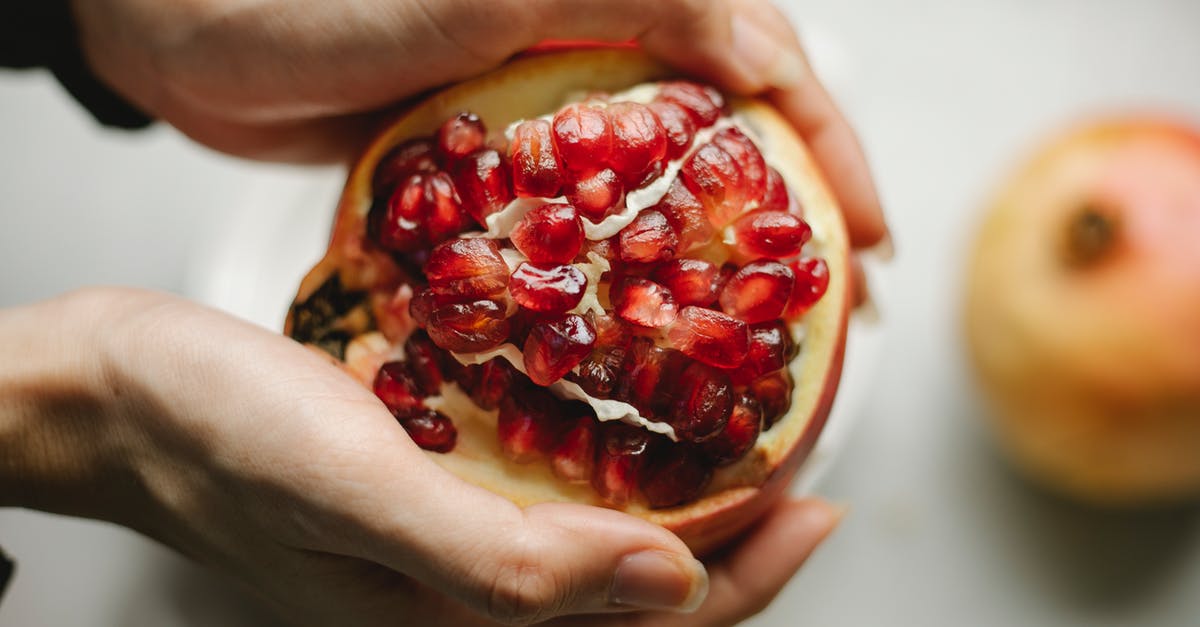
[400,409,458,453]
[612,276,679,328]
[607,101,667,185]
[425,299,510,353]
[733,209,812,259]
[786,258,832,318]
[523,314,597,386]
[510,202,584,264]
[553,103,613,171]
[453,148,513,223]
[668,361,733,443]
[593,422,651,506]
[498,387,563,463]
[657,81,724,127]
[652,258,719,306]
[373,138,437,195]
[641,445,713,509]
[511,119,565,198]
[509,263,587,313]
[552,414,597,483]
[667,307,750,369]
[373,361,423,416]
[618,210,678,264]
[719,260,795,324]
[437,112,487,163]
[567,168,624,222]
[701,393,762,465]
[425,237,509,300]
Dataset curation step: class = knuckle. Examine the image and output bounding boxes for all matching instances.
[484,547,565,625]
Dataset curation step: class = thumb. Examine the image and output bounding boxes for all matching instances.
[333,443,708,625]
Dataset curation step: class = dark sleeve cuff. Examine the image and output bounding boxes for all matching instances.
[0,546,13,603]
[0,3,153,129]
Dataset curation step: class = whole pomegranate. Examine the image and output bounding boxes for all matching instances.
[286,48,850,553]
[965,118,1200,505]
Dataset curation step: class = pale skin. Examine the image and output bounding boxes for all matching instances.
[1,0,887,625]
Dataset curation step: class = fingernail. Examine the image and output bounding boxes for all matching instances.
[731,14,806,90]
[610,550,708,612]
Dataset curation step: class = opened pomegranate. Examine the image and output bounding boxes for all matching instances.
[965,118,1200,505]
[286,48,850,553]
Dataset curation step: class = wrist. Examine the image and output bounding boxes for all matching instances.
[0,288,144,518]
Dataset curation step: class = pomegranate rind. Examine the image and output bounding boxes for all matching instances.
[965,118,1200,506]
[286,48,851,554]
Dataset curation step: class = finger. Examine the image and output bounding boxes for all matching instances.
[728,1,888,248]
[547,498,841,627]
[697,498,841,625]
[319,441,709,625]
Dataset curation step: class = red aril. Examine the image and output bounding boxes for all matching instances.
[785,258,831,318]
[498,386,563,463]
[612,276,679,328]
[701,393,762,465]
[552,414,597,483]
[509,263,587,313]
[667,361,734,443]
[424,237,509,300]
[731,321,794,385]
[732,209,813,259]
[657,81,723,127]
[667,306,750,369]
[567,168,624,222]
[593,422,651,506]
[523,313,597,385]
[608,101,667,184]
[373,138,438,195]
[398,409,458,453]
[641,445,713,509]
[618,210,678,264]
[553,103,613,171]
[436,112,487,163]
[761,167,792,214]
[654,179,715,252]
[652,258,719,306]
[510,202,583,264]
[719,260,795,324]
[373,361,423,416]
[425,299,510,352]
[452,148,513,223]
[510,119,565,197]
[647,101,696,160]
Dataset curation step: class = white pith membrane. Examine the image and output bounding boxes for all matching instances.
[293,50,848,523]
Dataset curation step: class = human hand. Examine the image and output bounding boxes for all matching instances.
[0,288,840,625]
[70,0,886,249]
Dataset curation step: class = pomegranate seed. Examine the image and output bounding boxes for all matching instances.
[654,179,715,252]
[409,288,436,327]
[552,103,613,171]
[523,314,596,386]
[590,312,632,348]
[785,258,831,318]
[399,408,457,453]
[574,346,627,398]
[424,238,509,300]
[497,386,563,463]
[567,168,624,222]
[463,358,516,410]
[510,202,584,264]
[701,393,762,465]
[612,276,679,328]
[681,128,766,228]
[510,119,565,197]
[403,330,445,394]
[509,263,587,313]
[657,81,724,128]
[373,138,437,195]
[714,127,767,203]
[426,299,510,352]
[641,445,713,508]
[761,167,791,213]
[652,258,719,306]
[730,321,794,385]
[452,148,513,223]
[618,210,678,264]
[732,210,812,259]
[751,370,793,428]
[667,361,733,443]
[614,338,685,418]
[436,112,487,163]
[373,361,423,416]
[592,422,651,506]
[607,101,667,185]
[647,101,696,160]
[552,414,597,483]
[378,174,431,252]
[712,262,738,295]
[425,172,475,243]
[719,260,795,324]
[667,307,750,369]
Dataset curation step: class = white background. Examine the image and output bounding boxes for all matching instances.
[3,0,1200,625]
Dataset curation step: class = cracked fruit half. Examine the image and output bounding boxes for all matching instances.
[286,48,850,553]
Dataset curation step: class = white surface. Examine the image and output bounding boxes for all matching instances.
[3,1,1200,626]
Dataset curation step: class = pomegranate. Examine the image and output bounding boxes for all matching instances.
[286,48,850,553]
[965,118,1200,505]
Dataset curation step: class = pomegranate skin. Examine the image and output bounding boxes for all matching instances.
[965,118,1200,506]
[285,48,851,555]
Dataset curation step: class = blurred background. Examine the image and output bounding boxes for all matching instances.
[3,0,1200,625]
